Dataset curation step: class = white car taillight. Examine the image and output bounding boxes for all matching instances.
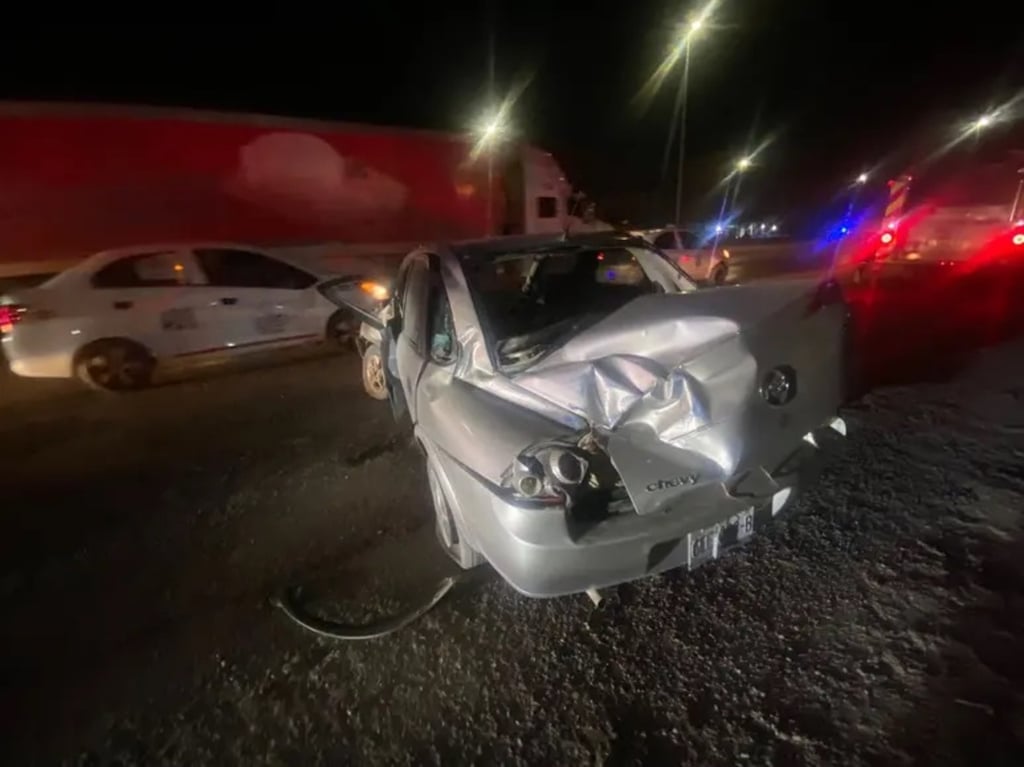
[0,303,26,332]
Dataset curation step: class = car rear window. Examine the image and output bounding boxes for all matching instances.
[463,246,657,348]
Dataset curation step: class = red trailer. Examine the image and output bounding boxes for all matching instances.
[0,103,599,278]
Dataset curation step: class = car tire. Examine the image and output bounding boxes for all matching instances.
[326,309,358,351]
[361,343,388,401]
[711,264,728,285]
[426,457,484,570]
[74,339,155,392]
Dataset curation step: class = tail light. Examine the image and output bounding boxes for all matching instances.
[1012,232,1024,247]
[879,231,895,245]
[0,303,26,332]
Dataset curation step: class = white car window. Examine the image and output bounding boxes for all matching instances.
[652,231,678,251]
[194,248,317,290]
[91,251,200,288]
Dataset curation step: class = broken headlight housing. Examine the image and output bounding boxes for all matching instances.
[504,444,591,507]
[501,434,632,518]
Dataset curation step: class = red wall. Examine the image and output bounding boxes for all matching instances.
[0,107,499,268]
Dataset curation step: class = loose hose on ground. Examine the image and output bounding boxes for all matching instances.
[271,572,468,641]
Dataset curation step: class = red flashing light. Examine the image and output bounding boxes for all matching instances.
[1012,233,1024,247]
[880,231,895,245]
[596,252,604,261]
[0,304,25,332]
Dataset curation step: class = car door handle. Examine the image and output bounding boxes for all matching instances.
[113,300,133,310]
[220,297,238,305]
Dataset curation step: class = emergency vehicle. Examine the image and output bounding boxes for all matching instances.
[849,148,1024,282]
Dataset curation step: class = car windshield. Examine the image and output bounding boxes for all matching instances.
[462,244,692,369]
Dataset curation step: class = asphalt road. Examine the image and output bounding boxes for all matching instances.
[2,279,1024,765]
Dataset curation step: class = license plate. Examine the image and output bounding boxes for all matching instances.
[687,507,755,568]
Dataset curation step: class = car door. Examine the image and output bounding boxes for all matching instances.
[316,256,417,421]
[192,247,320,352]
[390,254,432,422]
[86,249,206,357]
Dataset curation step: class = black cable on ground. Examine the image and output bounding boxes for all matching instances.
[271,573,466,641]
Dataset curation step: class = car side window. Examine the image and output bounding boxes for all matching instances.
[92,252,195,288]
[678,230,698,249]
[426,278,456,364]
[401,259,431,353]
[195,249,316,290]
[653,231,678,250]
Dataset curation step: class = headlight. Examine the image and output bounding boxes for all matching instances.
[549,448,587,485]
[503,444,591,506]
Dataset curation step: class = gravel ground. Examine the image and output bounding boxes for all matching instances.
[2,326,1023,765]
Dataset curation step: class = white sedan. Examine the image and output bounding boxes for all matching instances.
[0,243,364,390]
[636,227,730,284]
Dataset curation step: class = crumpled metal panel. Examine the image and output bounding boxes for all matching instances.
[492,277,842,515]
[413,242,841,521]
[509,281,815,432]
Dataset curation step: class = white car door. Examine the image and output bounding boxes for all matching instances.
[86,249,208,358]
[192,247,321,353]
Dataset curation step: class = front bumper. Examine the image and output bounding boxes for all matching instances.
[436,419,843,598]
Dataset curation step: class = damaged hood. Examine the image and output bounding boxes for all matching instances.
[504,276,846,515]
[511,277,821,430]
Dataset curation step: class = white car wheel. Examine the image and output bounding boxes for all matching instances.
[75,339,155,392]
[426,457,483,570]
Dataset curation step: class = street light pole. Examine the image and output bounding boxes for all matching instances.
[674,42,692,226]
[711,155,752,259]
[486,153,494,237]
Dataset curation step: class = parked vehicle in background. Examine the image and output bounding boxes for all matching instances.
[0,243,364,390]
[0,103,609,281]
[634,226,730,284]
[322,231,848,598]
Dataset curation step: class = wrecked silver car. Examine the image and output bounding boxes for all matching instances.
[324,232,848,598]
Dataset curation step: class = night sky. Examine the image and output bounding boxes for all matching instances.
[1,5,1021,226]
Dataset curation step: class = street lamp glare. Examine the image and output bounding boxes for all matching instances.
[736,156,752,172]
[681,0,717,45]
[856,172,869,185]
[973,113,994,131]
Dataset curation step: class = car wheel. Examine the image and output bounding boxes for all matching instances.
[426,457,484,570]
[361,343,388,401]
[75,339,155,391]
[711,264,728,285]
[326,309,358,350]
